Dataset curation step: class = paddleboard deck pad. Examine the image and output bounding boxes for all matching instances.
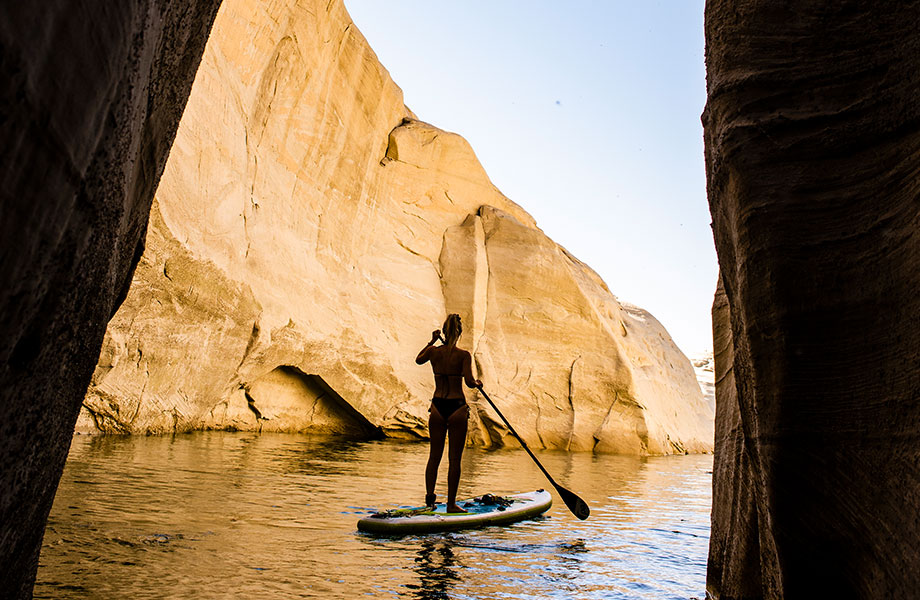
[357,490,552,534]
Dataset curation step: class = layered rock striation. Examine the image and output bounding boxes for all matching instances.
[705,2,920,597]
[80,0,712,455]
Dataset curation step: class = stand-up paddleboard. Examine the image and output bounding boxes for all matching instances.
[357,490,552,535]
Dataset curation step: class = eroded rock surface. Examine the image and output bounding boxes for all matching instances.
[441,207,713,454]
[706,280,765,598]
[705,2,920,597]
[0,1,222,596]
[81,0,712,456]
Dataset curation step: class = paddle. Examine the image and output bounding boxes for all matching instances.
[475,385,590,521]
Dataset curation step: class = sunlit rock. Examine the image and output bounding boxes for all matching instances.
[83,0,713,454]
[441,207,713,454]
[691,353,715,413]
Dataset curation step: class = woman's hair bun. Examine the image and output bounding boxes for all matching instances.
[442,313,462,342]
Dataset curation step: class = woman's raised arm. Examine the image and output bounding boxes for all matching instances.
[415,329,441,364]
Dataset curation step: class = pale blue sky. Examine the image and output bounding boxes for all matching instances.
[345,1,715,356]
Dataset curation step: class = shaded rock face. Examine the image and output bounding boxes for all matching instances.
[706,280,767,598]
[0,1,222,596]
[82,0,713,455]
[705,2,920,597]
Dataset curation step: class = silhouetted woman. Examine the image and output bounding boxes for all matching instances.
[415,313,481,513]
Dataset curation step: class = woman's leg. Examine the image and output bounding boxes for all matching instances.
[426,407,448,502]
[445,405,469,512]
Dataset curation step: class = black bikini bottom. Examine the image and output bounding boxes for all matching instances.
[431,397,466,419]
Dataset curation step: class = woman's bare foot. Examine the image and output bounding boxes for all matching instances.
[446,503,468,514]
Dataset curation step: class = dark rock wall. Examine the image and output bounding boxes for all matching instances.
[0,2,221,596]
[707,278,770,598]
[705,1,920,597]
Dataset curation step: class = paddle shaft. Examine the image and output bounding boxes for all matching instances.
[475,386,561,490]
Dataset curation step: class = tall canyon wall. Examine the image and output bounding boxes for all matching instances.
[82,0,713,455]
[705,1,920,597]
[0,1,222,595]
[6,0,920,597]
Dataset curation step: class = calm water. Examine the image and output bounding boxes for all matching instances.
[36,433,711,599]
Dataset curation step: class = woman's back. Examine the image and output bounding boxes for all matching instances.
[430,345,470,399]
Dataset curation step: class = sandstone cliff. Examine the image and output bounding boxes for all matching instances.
[80,0,713,455]
[692,353,715,413]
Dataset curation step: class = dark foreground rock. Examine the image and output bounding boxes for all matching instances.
[705,1,920,597]
[0,2,221,596]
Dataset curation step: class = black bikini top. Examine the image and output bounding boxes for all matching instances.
[432,346,463,385]
[433,371,463,386]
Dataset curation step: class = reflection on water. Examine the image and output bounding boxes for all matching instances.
[407,538,462,600]
[36,433,711,599]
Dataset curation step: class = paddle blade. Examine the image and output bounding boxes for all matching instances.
[555,484,590,520]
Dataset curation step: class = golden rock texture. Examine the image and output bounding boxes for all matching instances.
[81,0,713,454]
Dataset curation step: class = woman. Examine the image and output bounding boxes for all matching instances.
[415,313,481,513]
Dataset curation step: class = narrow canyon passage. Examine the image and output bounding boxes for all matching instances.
[5,0,920,598]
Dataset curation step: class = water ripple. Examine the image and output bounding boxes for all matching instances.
[36,433,711,599]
